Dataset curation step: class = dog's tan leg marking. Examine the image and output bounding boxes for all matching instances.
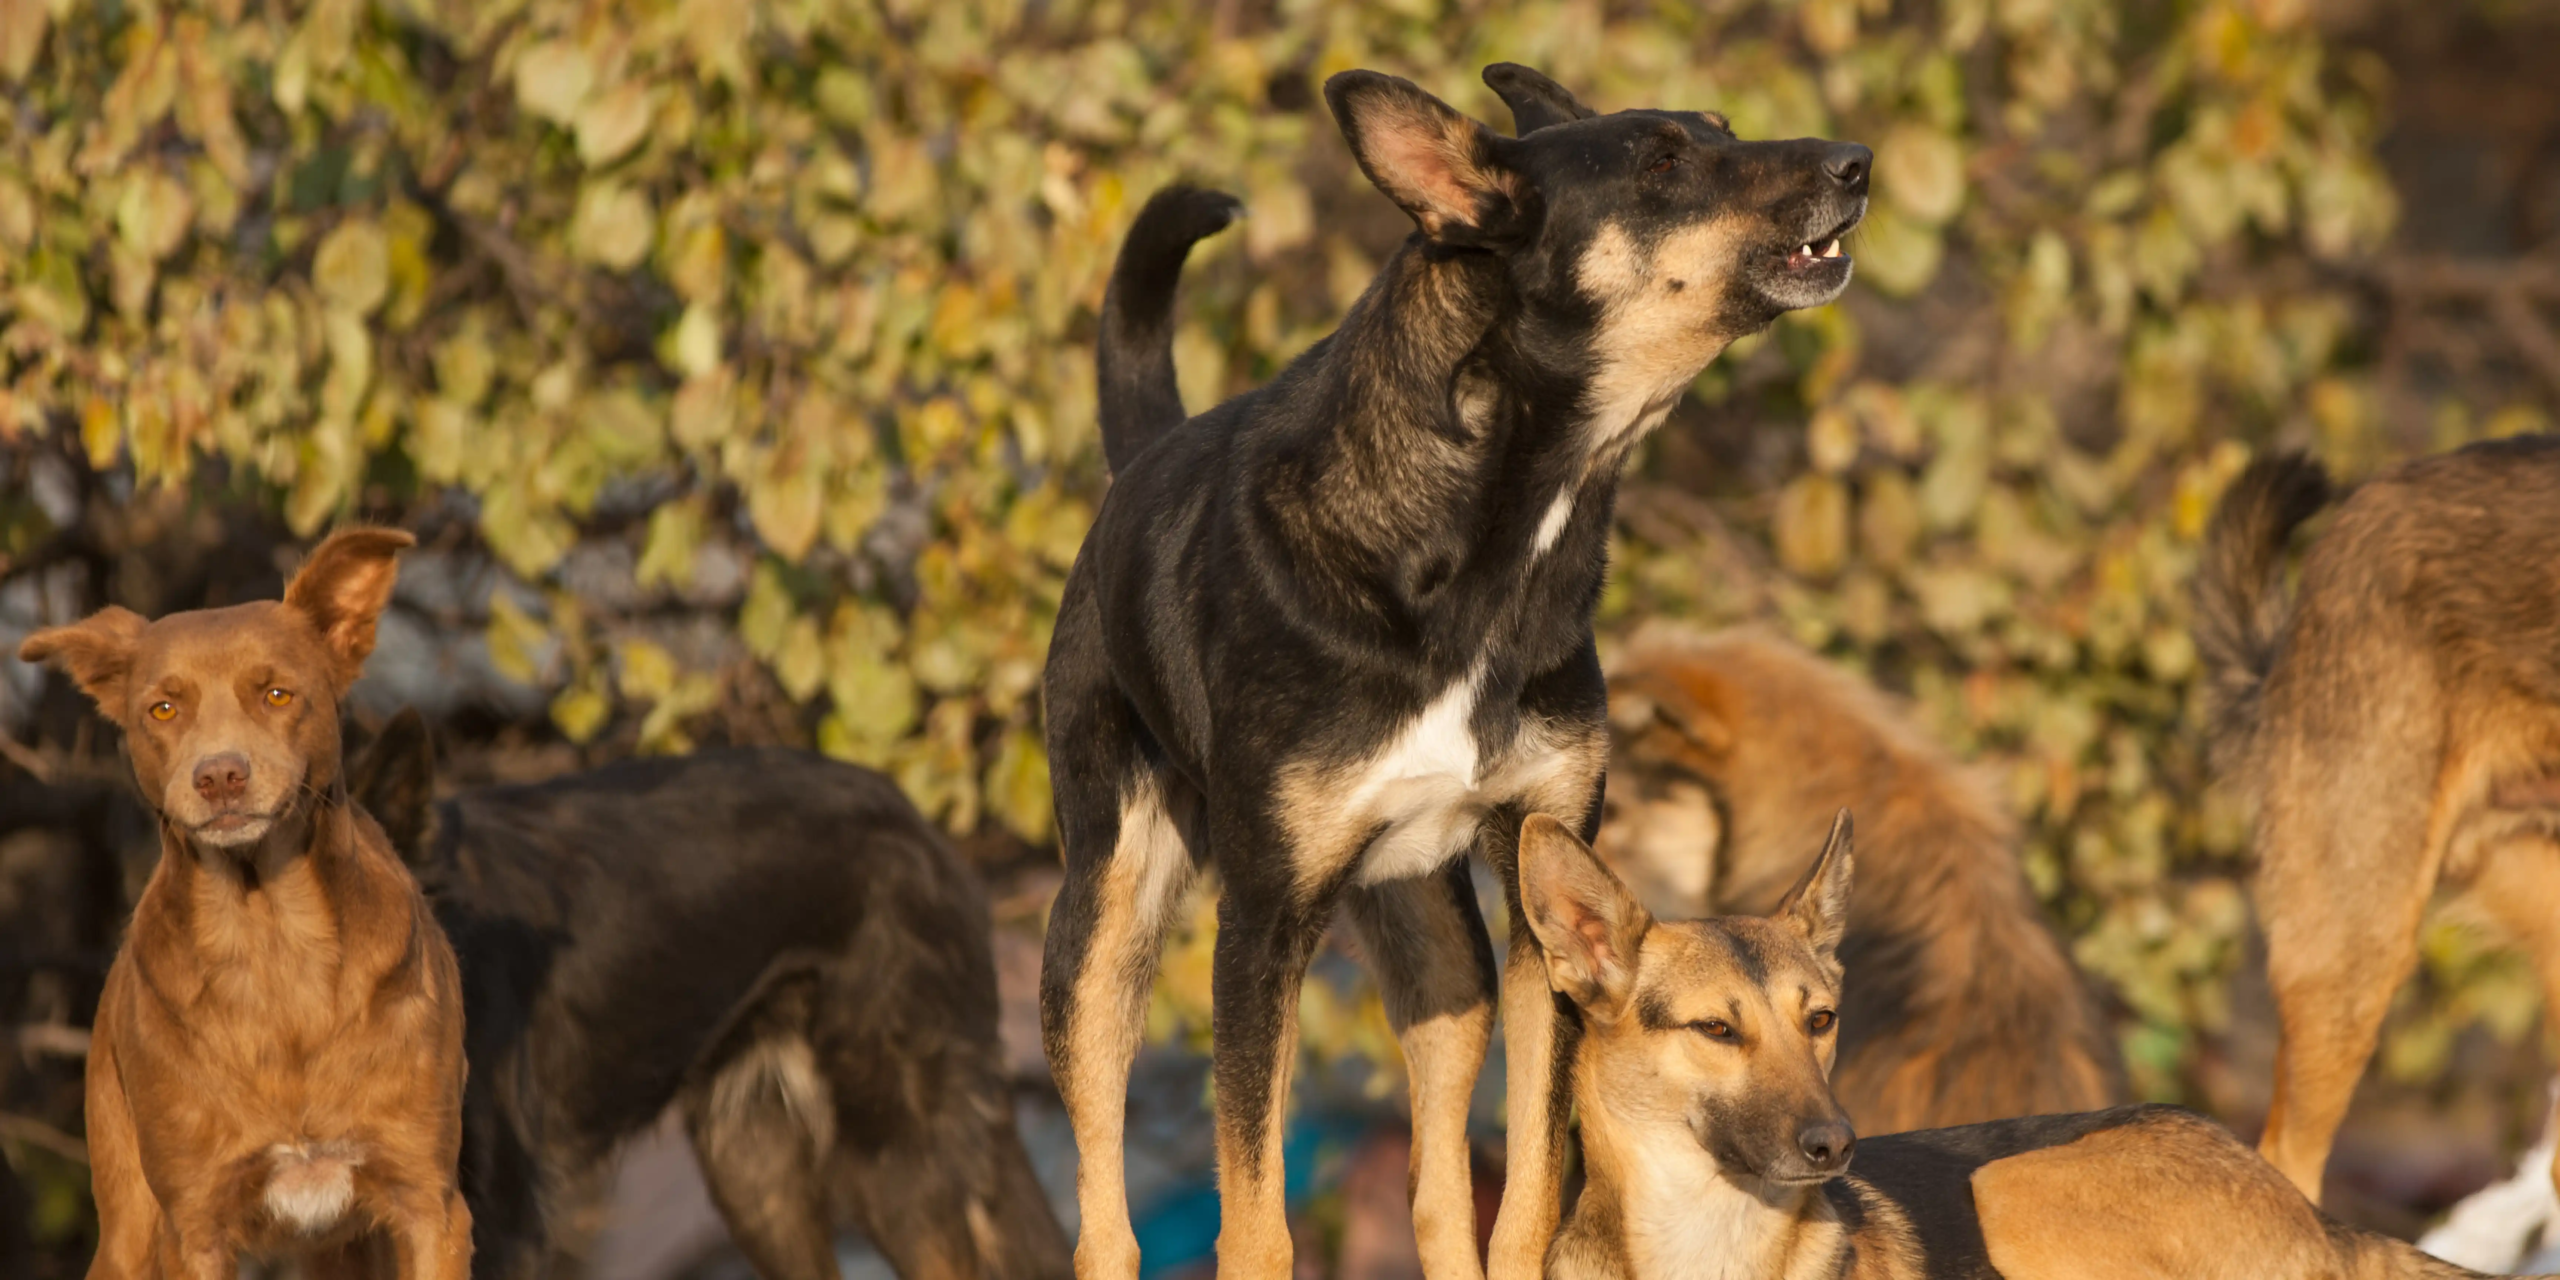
[1487,931,1571,1280]
[1348,866,1497,1280]
[1055,776,1196,1280]
[1974,1118,2343,1280]
[2252,672,2444,1204]
[1210,924,1306,1280]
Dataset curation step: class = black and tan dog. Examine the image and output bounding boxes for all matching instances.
[1519,810,2515,1280]
[1601,627,2123,1133]
[1043,64,1869,1280]
[2196,436,2560,1204]
[348,713,1069,1280]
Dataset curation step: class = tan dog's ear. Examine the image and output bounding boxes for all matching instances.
[19,607,150,724]
[1325,70,1530,246]
[1776,809,1854,964]
[1608,667,1735,756]
[284,527,416,686]
[1520,812,1653,1020]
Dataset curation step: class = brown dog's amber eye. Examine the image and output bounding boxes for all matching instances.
[149,701,176,722]
[1808,1010,1836,1034]
[1692,1019,1735,1041]
[265,688,293,708]
[1648,155,1678,174]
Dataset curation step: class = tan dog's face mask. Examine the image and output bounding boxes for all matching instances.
[19,529,412,851]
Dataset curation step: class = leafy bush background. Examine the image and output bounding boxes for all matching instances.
[5,0,2557,1207]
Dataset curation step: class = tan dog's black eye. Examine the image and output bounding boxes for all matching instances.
[1808,1009,1836,1034]
[1692,1018,1735,1042]
[265,688,294,708]
[149,701,176,722]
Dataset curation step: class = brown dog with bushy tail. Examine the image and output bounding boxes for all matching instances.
[2197,436,2560,1205]
[20,528,470,1279]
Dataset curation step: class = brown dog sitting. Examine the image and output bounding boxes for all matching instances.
[1599,626,2123,1134]
[20,528,471,1279]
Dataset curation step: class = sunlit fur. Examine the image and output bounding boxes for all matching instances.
[19,529,473,1279]
[1525,813,2502,1280]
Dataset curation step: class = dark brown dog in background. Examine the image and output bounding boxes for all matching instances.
[18,529,471,1279]
[348,712,1070,1280]
[1600,626,2123,1133]
[2197,435,2560,1204]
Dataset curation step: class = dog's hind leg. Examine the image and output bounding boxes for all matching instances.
[1039,705,1200,1280]
[683,1035,844,1280]
[2253,716,2441,1204]
[1347,860,1497,1280]
[2462,831,2560,1203]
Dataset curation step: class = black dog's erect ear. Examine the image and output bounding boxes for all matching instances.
[1776,809,1855,965]
[1482,63,1598,136]
[1325,70,1528,244]
[349,706,439,867]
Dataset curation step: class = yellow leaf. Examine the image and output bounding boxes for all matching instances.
[1773,472,1850,579]
[637,498,705,591]
[738,563,795,660]
[313,218,391,315]
[775,616,825,700]
[1807,405,1860,474]
[1879,124,1966,226]
[484,594,546,686]
[515,40,595,126]
[115,169,193,262]
[670,366,736,450]
[748,455,823,560]
[617,638,679,701]
[671,303,723,378]
[551,683,611,744]
[576,81,655,169]
[572,181,656,271]
[0,0,47,84]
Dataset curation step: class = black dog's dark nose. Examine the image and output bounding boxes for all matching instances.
[194,752,251,804]
[1822,143,1871,190]
[1797,1119,1856,1172]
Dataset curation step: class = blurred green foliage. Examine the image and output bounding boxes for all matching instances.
[3,0,2551,1118]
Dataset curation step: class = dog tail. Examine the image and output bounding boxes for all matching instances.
[1098,185,1243,474]
[2192,451,2333,773]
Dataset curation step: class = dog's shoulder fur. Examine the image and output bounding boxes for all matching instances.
[1602,627,2123,1132]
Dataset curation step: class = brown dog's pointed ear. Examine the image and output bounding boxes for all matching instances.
[1482,63,1598,136]
[18,607,150,724]
[349,706,438,867]
[283,527,415,686]
[1776,809,1855,964]
[1325,70,1529,245]
[1520,812,1653,1019]
[1608,666,1735,756]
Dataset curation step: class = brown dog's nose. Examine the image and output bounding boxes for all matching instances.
[1797,1119,1855,1174]
[1821,143,1871,192]
[194,753,251,805]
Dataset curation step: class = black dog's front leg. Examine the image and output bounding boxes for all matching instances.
[1206,795,1348,1280]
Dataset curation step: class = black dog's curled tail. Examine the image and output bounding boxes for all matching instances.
[2193,450,2334,771]
[1098,185,1243,474]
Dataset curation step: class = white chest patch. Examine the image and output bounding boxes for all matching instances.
[264,1142,363,1234]
[1533,488,1576,557]
[1317,662,1597,886]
